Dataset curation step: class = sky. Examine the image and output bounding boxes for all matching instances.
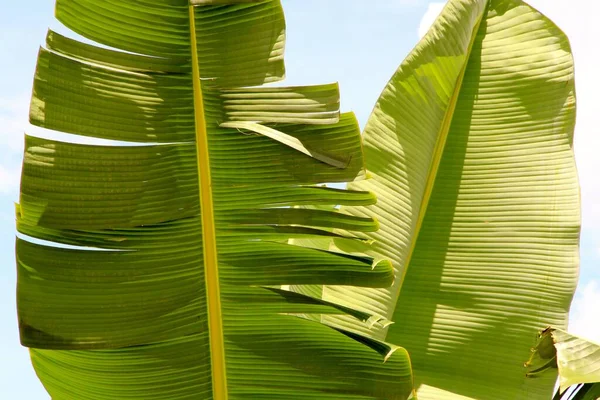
[0,1,598,398]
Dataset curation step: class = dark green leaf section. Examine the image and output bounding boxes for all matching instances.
[20,136,199,229]
[31,317,412,400]
[17,233,393,350]
[17,235,205,349]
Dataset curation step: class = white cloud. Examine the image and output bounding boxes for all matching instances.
[569,280,600,344]
[418,2,445,38]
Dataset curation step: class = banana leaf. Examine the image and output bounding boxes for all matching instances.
[323,0,580,398]
[16,1,414,398]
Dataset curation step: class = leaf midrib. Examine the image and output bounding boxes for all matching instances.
[188,5,228,400]
[398,4,487,286]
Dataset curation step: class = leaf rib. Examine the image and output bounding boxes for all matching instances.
[398,3,487,286]
[188,5,228,400]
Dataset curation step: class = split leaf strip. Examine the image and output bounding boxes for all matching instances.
[220,121,350,169]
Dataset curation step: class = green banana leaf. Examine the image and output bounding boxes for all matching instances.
[16,1,415,399]
[323,0,580,398]
[528,328,600,395]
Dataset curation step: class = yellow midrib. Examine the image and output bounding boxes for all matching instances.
[188,5,228,400]
[399,8,486,287]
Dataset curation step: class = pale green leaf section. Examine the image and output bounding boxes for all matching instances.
[326,0,580,399]
[528,328,600,393]
[17,0,415,399]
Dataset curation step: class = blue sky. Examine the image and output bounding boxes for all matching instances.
[0,1,598,398]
